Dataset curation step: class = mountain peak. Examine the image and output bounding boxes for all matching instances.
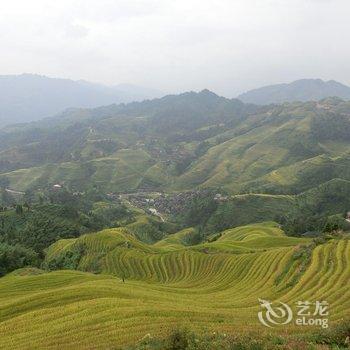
[238,79,350,105]
[199,89,218,96]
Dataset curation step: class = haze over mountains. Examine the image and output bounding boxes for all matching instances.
[2,75,350,128]
[0,74,163,126]
[238,79,350,105]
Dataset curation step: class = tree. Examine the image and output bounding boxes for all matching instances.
[21,213,80,257]
[15,204,24,215]
[0,243,38,276]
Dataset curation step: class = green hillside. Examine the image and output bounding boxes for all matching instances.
[1,94,349,197]
[0,222,348,349]
[0,149,157,192]
[169,178,350,235]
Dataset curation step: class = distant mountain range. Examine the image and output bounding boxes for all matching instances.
[0,74,163,126]
[2,75,350,127]
[238,79,350,105]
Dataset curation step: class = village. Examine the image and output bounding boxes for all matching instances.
[114,189,229,221]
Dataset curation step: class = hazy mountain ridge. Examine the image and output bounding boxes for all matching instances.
[0,74,162,126]
[238,79,350,104]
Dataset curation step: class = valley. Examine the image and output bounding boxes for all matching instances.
[0,90,349,349]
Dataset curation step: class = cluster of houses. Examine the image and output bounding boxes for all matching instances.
[153,190,229,216]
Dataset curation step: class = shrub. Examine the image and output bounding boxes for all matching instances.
[0,243,39,276]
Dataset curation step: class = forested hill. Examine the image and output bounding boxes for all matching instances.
[0,91,349,196]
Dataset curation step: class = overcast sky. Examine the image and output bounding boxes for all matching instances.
[0,0,349,96]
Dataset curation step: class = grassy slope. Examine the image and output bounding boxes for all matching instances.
[1,101,350,196]
[244,152,350,194]
[204,178,350,232]
[0,223,348,349]
[0,149,162,192]
[153,228,197,250]
[195,222,309,253]
[173,106,311,190]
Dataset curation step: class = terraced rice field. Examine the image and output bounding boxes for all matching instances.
[0,223,349,349]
